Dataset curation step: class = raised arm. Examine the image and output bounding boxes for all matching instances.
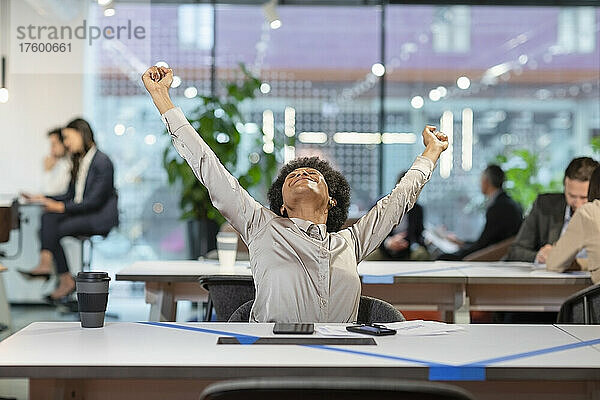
[348,126,448,262]
[142,66,275,244]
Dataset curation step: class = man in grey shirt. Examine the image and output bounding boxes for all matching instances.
[142,66,448,323]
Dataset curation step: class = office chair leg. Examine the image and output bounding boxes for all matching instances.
[204,297,213,322]
[80,239,86,272]
[80,237,94,272]
[89,239,94,270]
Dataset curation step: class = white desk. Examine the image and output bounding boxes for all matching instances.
[360,261,592,323]
[556,325,600,346]
[117,260,591,323]
[0,322,599,400]
[117,260,251,321]
[463,263,591,320]
[359,261,471,323]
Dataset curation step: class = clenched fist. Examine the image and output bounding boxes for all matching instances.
[420,125,449,164]
[422,125,449,152]
[142,65,176,114]
[142,66,173,95]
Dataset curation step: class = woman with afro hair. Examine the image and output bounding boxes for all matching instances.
[143,66,448,323]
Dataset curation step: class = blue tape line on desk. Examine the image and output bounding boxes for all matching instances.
[429,366,485,381]
[464,337,600,366]
[137,322,600,381]
[139,321,260,344]
[304,345,485,381]
[304,344,485,381]
[138,322,452,369]
[302,344,448,367]
[361,264,479,281]
[397,264,481,276]
[362,275,395,284]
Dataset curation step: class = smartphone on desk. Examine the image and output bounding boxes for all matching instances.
[273,323,314,334]
[346,324,396,336]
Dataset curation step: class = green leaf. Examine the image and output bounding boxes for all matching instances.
[591,136,600,153]
[496,147,560,211]
[160,62,281,225]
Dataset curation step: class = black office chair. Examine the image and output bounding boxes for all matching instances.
[198,275,255,322]
[228,300,252,322]
[357,295,406,323]
[199,377,476,400]
[228,296,404,323]
[557,283,600,324]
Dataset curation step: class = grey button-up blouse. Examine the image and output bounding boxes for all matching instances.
[162,107,435,323]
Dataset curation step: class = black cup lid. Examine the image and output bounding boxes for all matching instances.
[76,272,111,282]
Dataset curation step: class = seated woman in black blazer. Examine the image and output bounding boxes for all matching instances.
[21,118,118,301]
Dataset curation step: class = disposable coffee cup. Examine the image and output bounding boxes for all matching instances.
[76,272,111,328]
[216,232,238,271]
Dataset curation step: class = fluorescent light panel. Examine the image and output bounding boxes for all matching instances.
[298,132,327,144]
[381,133,417,144]
[462,108,473,171]
[334,132,381,145]
[439,111,454,179]
[299,132,417,145]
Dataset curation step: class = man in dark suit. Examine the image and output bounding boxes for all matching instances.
[507,157,600,263]
[438,165,522,261]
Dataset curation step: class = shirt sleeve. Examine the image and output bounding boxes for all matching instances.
[161,107,275,244]
[546,209,586,272]
[346,156,435,263]
[43,159,72,197]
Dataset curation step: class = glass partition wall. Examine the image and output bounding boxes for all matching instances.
[85,3,599,272]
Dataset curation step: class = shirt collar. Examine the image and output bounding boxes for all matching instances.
[81,146,97,165]
[564,204,572,222]
[486,189,501,208]
[290,217,327,239]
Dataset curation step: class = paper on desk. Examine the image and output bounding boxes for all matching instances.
[423,229,459,254]
[315,320,464,337]
[531,269,590,277]
[315,326,365,337]
[385,320,464,336]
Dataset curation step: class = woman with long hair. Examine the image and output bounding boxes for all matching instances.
[20,118,119,301]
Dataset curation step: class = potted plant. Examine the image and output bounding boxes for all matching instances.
[163,64,281,258]
[496,149,562,213]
